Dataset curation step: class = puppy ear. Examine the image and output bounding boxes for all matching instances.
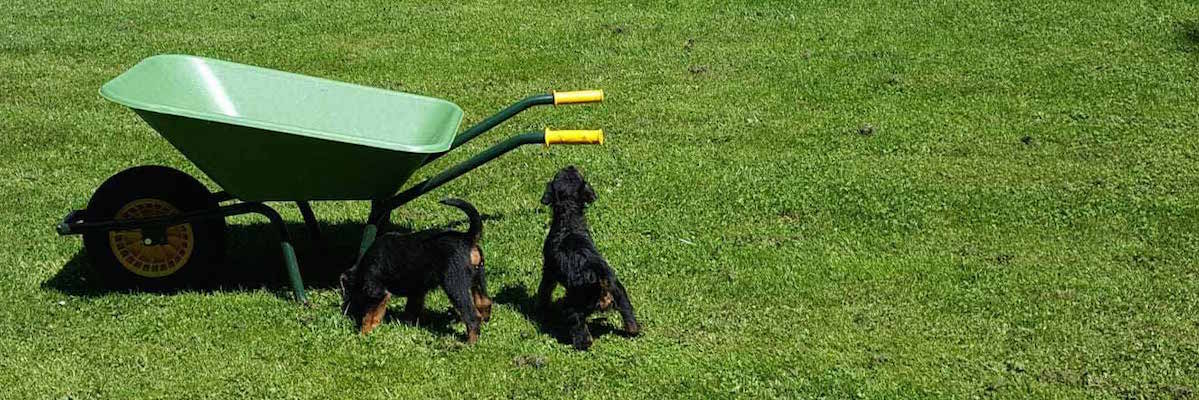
[540,182,553,205]
[580,181,597,204]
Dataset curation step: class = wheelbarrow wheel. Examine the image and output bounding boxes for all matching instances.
[82,165,226,290]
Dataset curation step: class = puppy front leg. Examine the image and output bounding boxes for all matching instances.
[536,268,557,313]
[563,293,593,351]
[400,290,427,324]
[360,292,391,335]
[444,273,482,344]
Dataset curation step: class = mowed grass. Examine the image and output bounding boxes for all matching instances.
[2,0,1198,398]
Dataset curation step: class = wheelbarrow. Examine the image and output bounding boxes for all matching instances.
[55,54,605,304]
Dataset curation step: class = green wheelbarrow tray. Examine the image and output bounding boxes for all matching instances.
[56,54,607,304]
[101,54,465,201]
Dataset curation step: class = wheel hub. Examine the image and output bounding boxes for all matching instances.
[107,199,195,278]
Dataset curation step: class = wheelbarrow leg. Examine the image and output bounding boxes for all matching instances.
[296,201,321,242]
[356,223,378,264]
[246,203,308,304]
[358,199,389,262]
[280,241,307,304]
[369,199,391,228]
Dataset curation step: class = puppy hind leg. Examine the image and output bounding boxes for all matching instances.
[400,290,427,324]
[444,272,482,344]
[472,262,493,323]
[472,289,493,323]
[536,268,557,313]
[609,278,640,336]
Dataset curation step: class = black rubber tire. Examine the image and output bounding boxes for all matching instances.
[82,166,226,290]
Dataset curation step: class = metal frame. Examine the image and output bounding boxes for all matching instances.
[56,93,566,304]
[58,199,309,302]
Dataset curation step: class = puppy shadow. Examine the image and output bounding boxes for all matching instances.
[380,307,459,337]
[1178,20,1199,53]
[494,284,627,347]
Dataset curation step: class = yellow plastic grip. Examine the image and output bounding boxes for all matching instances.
[552,90,604,105]
[545,129,604,145]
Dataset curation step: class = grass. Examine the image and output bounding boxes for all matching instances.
[2,0,1198,398]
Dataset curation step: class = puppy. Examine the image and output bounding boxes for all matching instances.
[538,166,640,350]
[340,198,493,343]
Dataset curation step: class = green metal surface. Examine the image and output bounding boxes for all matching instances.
[381,132,546,212]
[100,54,464,201]
[357,224,378,262]
[135,110,427,200]
[280,242,307,304]
[421,94,553,165]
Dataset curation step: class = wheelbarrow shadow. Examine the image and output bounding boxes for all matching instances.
[42,220,392,299]
[43,214,508,341]
[42,213,507,301]
[494,283,633,347]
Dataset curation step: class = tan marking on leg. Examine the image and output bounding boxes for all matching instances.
[597,279,614,310]
[597,291,614,310]
[473,290,493,322]
[469,246,482,267]
[359,292,391,335]
[466,328,479,344]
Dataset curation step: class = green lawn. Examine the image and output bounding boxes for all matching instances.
[3,0,1198,398]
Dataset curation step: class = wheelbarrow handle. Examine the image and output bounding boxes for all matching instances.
[379,129,606,215]
[422,90,605,166]
[544,128,604,145]
[552,90,604,105]
[55,209,87,235]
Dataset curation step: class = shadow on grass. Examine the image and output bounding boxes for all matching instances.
[494,283,630,347]
[1177,20,1199,53]
[380,305,462,338]
[43,220,374,300]
[42,213,510,340]
[44,211,511,299]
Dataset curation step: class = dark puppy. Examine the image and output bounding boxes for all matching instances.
[340,198,493,343]
[538,166,639,350]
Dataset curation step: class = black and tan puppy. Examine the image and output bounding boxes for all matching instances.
[340,198,493,343]
[538,166,640,350]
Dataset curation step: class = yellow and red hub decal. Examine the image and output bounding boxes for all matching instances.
[108,199,195,278]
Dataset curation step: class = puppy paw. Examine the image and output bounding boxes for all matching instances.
[465,329,480,345]
[624,321,642,336]
[397,311,421,325]
[571,334,593,351]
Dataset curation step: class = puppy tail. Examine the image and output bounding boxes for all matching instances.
[439,198,482,241]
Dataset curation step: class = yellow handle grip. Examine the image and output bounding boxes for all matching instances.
[545,129,604,145]
[552,90,604,105]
